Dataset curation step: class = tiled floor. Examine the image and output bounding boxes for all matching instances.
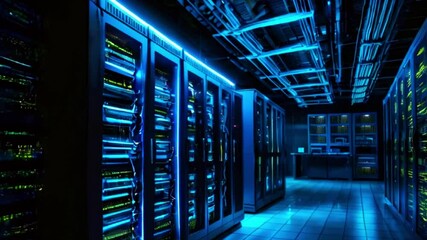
[219,177,421,240]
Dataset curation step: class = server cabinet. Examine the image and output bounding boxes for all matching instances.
[181,57,243,240]
[308,114,328,153]
[183,61,207,239]
[383,19,427,238]
[0,0,44,238]
[238,89,286,213]
[384,95,392,201]
[308,113,351,154]
[329,114,351,154]
[3,0,243,238]
[231,92,244,221]
[205,78,221,234]
[353,112,378,179]
[101,12,147,239]
[145,42,181,239]
[415,23,427,238]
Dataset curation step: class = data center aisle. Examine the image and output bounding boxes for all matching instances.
[219,178,420,240]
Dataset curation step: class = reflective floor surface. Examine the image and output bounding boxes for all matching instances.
[218,177,421,240]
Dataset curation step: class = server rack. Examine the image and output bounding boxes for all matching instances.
[0,0,43,238]
[238,89,286,213]
[329,114,351,154]
[308,114,328,153]
[352,112,378,179]
[383,19,427,238]
[146,42,181,240]
[182,60,207,239]
[308,113,352,154]
[97,1,246,238]
[181,54,243,239]
[100,12,147,239]
[0,0,243,238]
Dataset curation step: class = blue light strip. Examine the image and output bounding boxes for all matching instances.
[108,1,235,89]
[103,139,133,146]
[109,0,182,53]
[288,82,329,89]
[219,11,313,36]
[103,208,132,219]
[104,185,133,192]
[241,43,318,60]
[105,61,135,76]
[103,146,132,150]
[109,0,149,27]
[184,52,235,87]
[175,64,181,238]
[105,178,133,183]
[261,67,326,78]
[102,192,129,201]
[150,27,183,52]
[105,117,132,125]
[103,104,135,113]
[103,154,130,159]
[0,56,32,68]
[103,219,131,232]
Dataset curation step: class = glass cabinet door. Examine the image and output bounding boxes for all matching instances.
[353,113,378,179]
[265,103,272,195]
[255,96,264,200]
[329,114,351,153]
[399,75,406,214]
[392,83,400,209]
[151,48,179,240]
[308,114,327,153]
[186,69,205,235]
[232,93,243,213]
[275,110,285,190]
[102,21,144,239]
[206,81,220,226]
[404,62,415,223]
[221,89,232,219]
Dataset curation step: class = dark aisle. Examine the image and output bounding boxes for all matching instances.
[220,178,420,240]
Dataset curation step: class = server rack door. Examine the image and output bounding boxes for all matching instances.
[392,83,400,209]
[276,110,285,191]
[404,60,416,224]
[184,63,207,239]
[353,113,378,179]
[384,97,392,201]
[281,111,286,190]
[398,75,407,215]
[241,91,256,212]
[329,114,351,154]
[415,33,427,238]
[308,114,328,153]
[232,93,243,215]
[265,103,272,195]
[0,0,44,238]
[255,96,265,201]
[101,14,146,239]
[271,108,281,192]
[220,89,233,222]
[147,43,181,240]
[206,79,221,230]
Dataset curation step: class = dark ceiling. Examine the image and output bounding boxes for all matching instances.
[129,0,427,109]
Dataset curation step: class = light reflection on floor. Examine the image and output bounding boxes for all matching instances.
[218,177,420,240]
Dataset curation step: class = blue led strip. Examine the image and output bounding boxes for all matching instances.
[184,52,235,87]
[108,0,235,88]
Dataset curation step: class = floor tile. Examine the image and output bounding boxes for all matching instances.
[220,178,421,240]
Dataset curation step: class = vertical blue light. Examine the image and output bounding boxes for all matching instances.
[175,64,181,236]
